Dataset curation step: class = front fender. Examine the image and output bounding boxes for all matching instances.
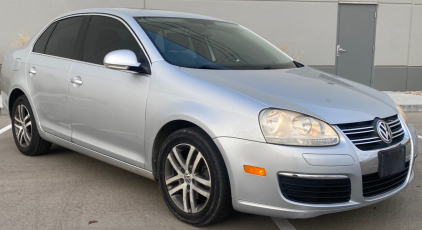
[143,61,268,171]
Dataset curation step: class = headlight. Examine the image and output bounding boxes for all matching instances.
[395,102,408,127]
[259,109,339,146]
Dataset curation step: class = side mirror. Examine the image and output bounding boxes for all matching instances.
[104,50,150,74]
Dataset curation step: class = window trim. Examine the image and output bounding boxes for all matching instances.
[30,13,152,72]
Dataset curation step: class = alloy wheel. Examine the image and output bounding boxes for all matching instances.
[164,143,212,213]
[14,105,32,148]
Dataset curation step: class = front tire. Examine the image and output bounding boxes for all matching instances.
[11,95,51,156]
[157,127,233,226]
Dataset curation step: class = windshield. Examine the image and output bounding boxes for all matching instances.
[135,17,297,70]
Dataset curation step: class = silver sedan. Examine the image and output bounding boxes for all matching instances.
[0,8,418,226]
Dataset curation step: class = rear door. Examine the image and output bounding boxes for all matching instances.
[26,16,88,140]
[68,15,151,167]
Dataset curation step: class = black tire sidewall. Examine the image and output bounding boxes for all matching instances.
[11,96,40,156]
[157,128,230,225]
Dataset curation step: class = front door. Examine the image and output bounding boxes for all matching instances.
[336,3,377,86]
[68,15,151,167]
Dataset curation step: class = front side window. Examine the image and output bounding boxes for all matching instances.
[82,16,147,65]
[135,17,296,70]
[44,16,85,60]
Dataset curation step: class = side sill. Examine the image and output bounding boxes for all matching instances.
[44,132,155,180]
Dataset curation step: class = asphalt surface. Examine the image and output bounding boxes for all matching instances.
[0,112,421,230]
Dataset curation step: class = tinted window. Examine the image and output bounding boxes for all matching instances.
[136,17,296,70]
[45,17,84,59]
[83,16,146,65]
[33,22,57,53]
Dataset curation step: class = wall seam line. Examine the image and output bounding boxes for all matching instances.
[405,0,414,90]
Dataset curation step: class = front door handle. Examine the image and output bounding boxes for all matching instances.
[71,78,83,88]
[28,67,37,75]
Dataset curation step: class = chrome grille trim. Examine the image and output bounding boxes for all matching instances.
[342,126,373,132]
[393,130,405,138]
[389,122,400,128]
[354,139,382,145]
[278,173,348,179]
[343,129,375,135]
[337,115,405,151]
[352,136,380,143]
[392,128,403,135]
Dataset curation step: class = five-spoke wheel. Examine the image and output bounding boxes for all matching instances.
[165,144,212,213]
[13,104,32,148]
[158,127,232,226]
[11,95,51,156]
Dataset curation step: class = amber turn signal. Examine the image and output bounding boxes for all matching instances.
[244,165,266,176]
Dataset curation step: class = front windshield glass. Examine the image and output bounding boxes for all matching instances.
[135,17,297,70]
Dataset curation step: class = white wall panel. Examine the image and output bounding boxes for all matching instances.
[338,0,411,3]
[374,4,411,66]
[0,0,145,61]
[187,0,411,3]
[146,0,338,65]
[408,5,422,66]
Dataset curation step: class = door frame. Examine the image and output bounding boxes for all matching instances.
[335,2,378,87]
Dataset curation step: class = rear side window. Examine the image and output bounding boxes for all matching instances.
[33,22,57,53]
[45,16,84,60]
[82,16,147,65]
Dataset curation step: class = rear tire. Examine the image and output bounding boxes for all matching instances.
[157,127,233,226]
[11,95,51,156]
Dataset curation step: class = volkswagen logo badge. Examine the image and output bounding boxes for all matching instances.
[376,120,393,143]
[184,173,191,184]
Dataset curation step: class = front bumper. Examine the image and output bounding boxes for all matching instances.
[214,123,417,219]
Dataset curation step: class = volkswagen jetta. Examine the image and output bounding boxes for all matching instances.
[0,8,418,226]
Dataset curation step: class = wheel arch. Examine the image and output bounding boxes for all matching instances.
[7,87,45,140]
[152,120,197,180]
[8,88,26,119]
[151,119,224,180]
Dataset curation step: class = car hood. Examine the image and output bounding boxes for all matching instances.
[180,66,397,124]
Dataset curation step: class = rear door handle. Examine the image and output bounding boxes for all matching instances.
[28,67,37,75]
[71,78,83,87]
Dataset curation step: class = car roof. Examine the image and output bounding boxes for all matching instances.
[56,8,229,23]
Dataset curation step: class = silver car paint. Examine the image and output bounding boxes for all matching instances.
[180,67,398,125]
[227,122,417,218]
[68,61,150,168]
[26,53,73,141]
[0,8,417,219]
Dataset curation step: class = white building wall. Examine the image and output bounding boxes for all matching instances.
[373,4,412,66]
[0,0,145,62]
[409,5,422,67]
[146,0,339,66]
[0,0,421,89]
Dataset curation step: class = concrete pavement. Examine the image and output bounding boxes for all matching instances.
[0,113,421,230]
[383,91,422,112]
[0,115,279,230]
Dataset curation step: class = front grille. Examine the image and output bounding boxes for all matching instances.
[362,161,410,197]
[337,115,405,151]
[278,175,351,204]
